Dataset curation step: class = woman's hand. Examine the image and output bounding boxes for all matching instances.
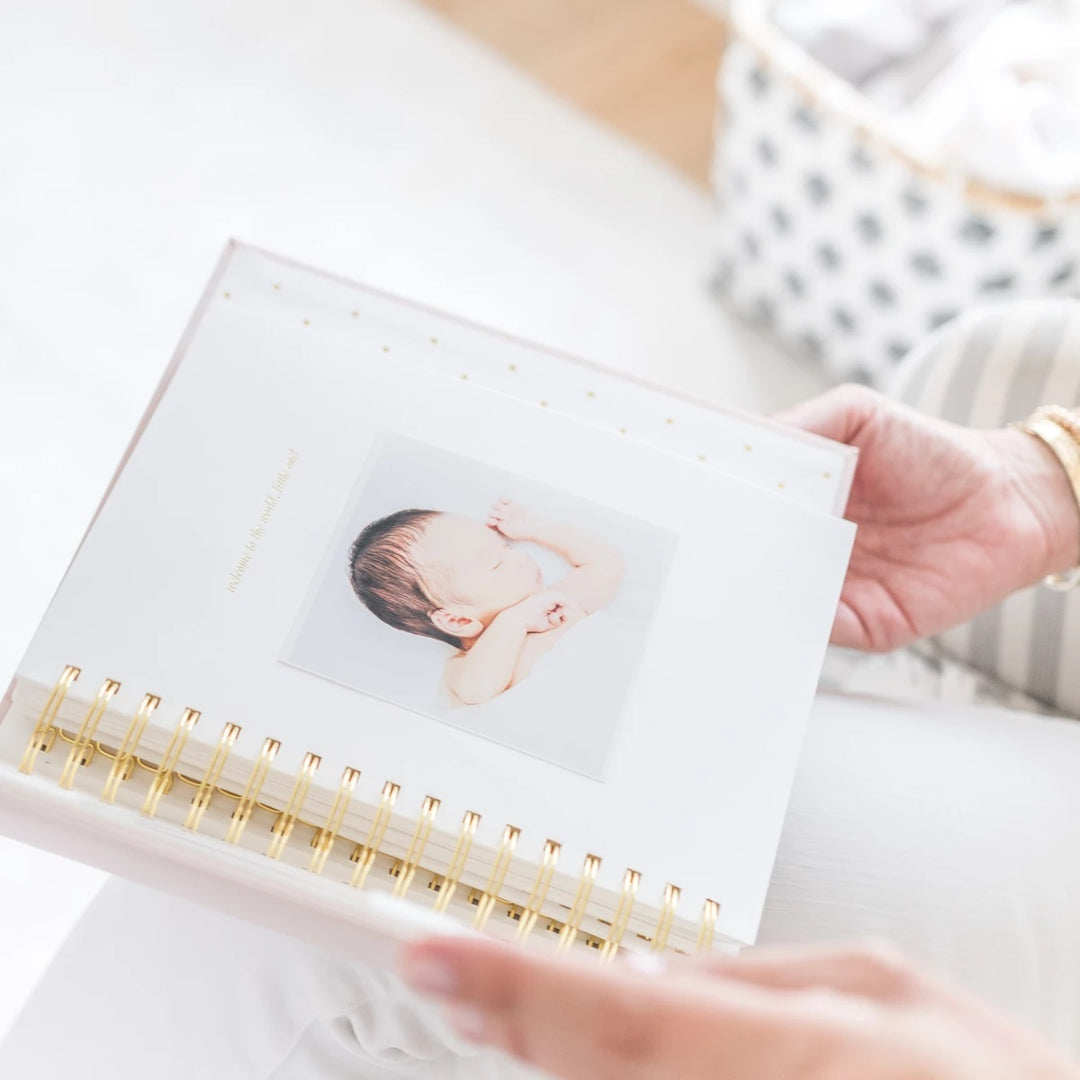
[401,938,1080,1080]
[777,385,1080,651]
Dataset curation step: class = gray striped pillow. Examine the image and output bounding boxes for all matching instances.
[888,300,1080,719]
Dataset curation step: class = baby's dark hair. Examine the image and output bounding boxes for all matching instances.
[348,509,462,648]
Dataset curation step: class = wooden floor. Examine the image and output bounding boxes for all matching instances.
[417,0,726,187]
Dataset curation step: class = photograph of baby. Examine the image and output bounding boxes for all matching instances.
[282,433,676,778]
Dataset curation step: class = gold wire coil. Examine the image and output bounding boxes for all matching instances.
[515,840,561,942]
[473,825,521,930]
[267,752,322,859]
[557,854,601,953]
[102,692,159,803]
[391,795,440,898]
[650,883,681,953]
[350,781,400,889]
[59,679,121,790]
[309,766,361,874]
[184,723,242,832]
[432,811,481,913]
[142,708,201,817]
[29,667,720,960]
[225,737,281,844]
[696,898,721,954]
[600,868,640,961]
[20,665,80,775]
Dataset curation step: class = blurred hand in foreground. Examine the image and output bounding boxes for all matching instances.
[401,937,1080,1080]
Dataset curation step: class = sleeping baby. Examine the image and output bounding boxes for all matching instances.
[348,499,625,705]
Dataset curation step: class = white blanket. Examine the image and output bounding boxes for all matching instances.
[771,0,1080,195]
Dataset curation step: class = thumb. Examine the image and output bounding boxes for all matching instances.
[700,942,924,1003]
[773,384,884,446]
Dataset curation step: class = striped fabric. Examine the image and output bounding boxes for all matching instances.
[889,299,1080,719]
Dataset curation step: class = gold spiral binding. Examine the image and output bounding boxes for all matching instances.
[695,898,720,954]
[267,752,321,859]
[184,723,242,832]
[599,868,640,961]
[58,679,121,789]
[557,854,601,953]
[515,840,560,941]
[20,665,80,775]
[391,795,440,898]
[472,825,520,930]
[142,708,201,817]
[349,780,400,889]
[24,667,723,960]
[649,883,681,953]
[432,810,480,913]
[309,766,361,874]
[224,737,281,844]
[102,692,160,803]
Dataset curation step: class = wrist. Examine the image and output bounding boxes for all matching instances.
[509,518,545,544]
[995,426,1080,580]
[491,607,531,636]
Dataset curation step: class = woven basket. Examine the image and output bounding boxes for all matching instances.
[710,0,1080,384]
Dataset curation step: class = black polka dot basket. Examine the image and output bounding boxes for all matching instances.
[710,2,1080,384]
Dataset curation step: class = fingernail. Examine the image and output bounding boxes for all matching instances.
[622,951,668,977]
[401,955,458,998]
[445,1004,490,1044]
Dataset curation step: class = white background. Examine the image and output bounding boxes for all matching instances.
[0,0,827,1041]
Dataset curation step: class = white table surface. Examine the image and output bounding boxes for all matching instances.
[0,0,826,1042]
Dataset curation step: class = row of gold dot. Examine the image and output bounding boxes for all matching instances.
[221,288,831,486]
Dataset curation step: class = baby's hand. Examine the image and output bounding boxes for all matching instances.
[487,498,538,542]
[503,590,576,634]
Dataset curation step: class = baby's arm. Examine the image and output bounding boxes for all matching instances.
[488,499,625,614]
[445,591,571,706]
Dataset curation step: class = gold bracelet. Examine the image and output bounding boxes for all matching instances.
[1013,409,1080,591]
[1036,405,1080,444]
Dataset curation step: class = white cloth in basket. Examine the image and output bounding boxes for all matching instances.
[771,0,1002,94]
[772,0,1080,195]
[906,3,1080,196]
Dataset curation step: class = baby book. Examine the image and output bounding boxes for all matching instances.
[0,242,856,966]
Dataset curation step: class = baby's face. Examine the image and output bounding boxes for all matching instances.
[411,513,541,619]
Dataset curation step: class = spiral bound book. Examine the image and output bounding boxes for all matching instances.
[0,242,855,968]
